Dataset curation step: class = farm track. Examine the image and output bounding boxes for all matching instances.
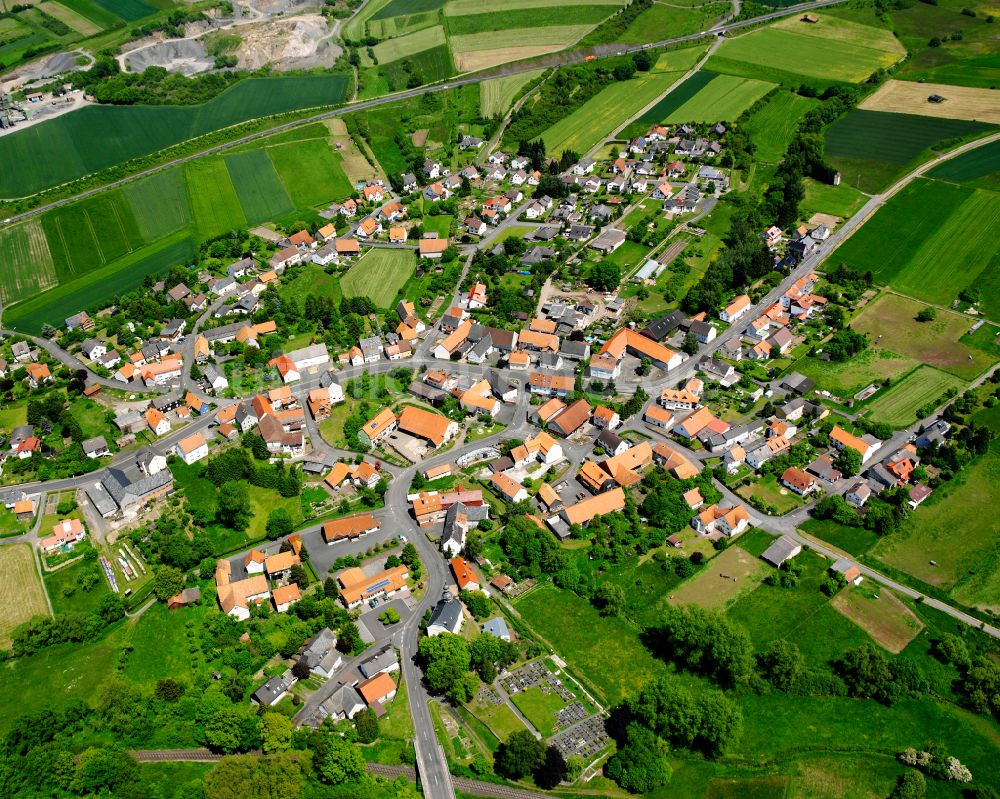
[1,0,850,226]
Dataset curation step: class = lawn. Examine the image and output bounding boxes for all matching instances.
[824,110,993,193]
[224,149,296,225]
[0,218,56,305]
[44,556,111,616]
[663,74,775,124]
[849,293,993,380]
[668,545,768,611]
[422,214,454,238]
[340,248,417,308]
[480,70,543,116]
[542,72,682,155]
[279,264,342,307]
[744,90,818,163]
[514,583,666,704]
[67,396,110,438]
[799,518,879,559]
[710,14,903,84]
[736,474,804,514]
[800,177,867,219]
[0,76,350,197]
[0,544,49,649]
[830,587,924,654]
[872,438,1000,598]
[123,601,210,686]
[864,365,965,427]
[247,487,304,541]
[509,683,568,736]
[465,696,527,741]
[0,506,31,537]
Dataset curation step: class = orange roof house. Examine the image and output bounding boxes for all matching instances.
[418,237,449,257]
[397,405,455,447]
[450,557,480,591]
[272,583,302,611]
[358,672,397,705]
[599,328,681,370]
[322,513,380,542]
[559,487,626,526]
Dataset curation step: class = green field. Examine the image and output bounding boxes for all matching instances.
[744,90,818,162]
[0,218,57,304]
[340,248,417,308]
[224,149,295,225]
[865,366,965,427]
[0,544,49,649]
[514,583,666,704]
[446,5,613,35]
[800,177,867,219]
[710,15,904,84]
[509,684,568,736]
[121,167,192,241]
[824,110,995,192]
[445,0,622,13]
[791,348,918,397]
[268,140,355,211]
[631,69,715,130]
[929,138,1000,190]
[833,178,1000,312]
[662,74,775,124]
[44,557,112,617]
[541,70,684,155]
[873,439,1000,604]
[0,76,350,197]
[480,70,543,117]
[364,24,446,64]
[374,0,447,18]
[185,158,246,240]
[450,24,595,71]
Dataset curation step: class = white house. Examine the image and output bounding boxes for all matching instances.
[175,433,209,465]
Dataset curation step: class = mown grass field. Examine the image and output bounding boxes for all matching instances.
[450,24,595,72]
[744,90,818,162]
[669,545,768,610]
[363,24,446,65]
[830,587,924,654]
[873,439,1000,600]
[850,293,992,380]
[0,75,350,197]
[864,365,965,427]
[824,109,995,192]
[509,684,567,736]
[833,178,1000,312]
[663,74,775,123]
[0,544,49,649]
[541,70,683,156]
[710,14,904,83]
[479,70,543,117]
[860,79,1000,124]
[340,248,416,308]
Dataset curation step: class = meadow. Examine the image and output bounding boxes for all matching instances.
[540,70,684,156]
[800,177,867,219]
[872,439,1000,600]
[267,139,354,211]
[830,587,923,654]
[833,178,1000,313]
[0,75,350,197]
[0,544,49,649]
[662,74,775,124]
[340,248,417,308]
[668,545,768,609]
[480,70,543,117]
[824,109,995,192]
[604,1,727,44]
[710,14,904,84]
[864,365,965,427]
[744,90,818,162]
[850,293,992,380]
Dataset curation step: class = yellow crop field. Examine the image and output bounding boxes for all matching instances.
[860,79,1000,123]
[0,545,49,649]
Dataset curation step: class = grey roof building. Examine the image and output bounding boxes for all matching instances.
[252,673,296,706]
[360,645,399,679]
[100,463,173,515]
[761,535,802,568]
[298,628,343,678]
[427,596,464,636]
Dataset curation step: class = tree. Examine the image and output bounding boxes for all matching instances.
[153,566,185,602]
[260,713,294,753]
[266,508,294,540]
[205,707,261,754]
[757,638,803,691]
[595,583,626,617]
[654,604,755,687]
[218,481,251,530]
[534,746,568,789]
[323,577,339,599]
[73,747,138,795]
[155,678,185,702]
[916,308,937,322]
[316,736,367,785]
[99,593,125,623]
[418,634,472,703]
[289,563,309,589]
[890,770,926,799]
[354,707,379,743]
[495,730,545,779]
[605,724,672,793]
[589,261,622,292]
[204,753,307,799]
[833,446,862,477]
[459,590,491,619]
[682,331,699,355]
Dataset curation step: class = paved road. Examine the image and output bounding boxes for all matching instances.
[0,0,849,223]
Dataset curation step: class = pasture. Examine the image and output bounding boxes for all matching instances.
[0,544,49,649]
[872,439,1000,595]
[744,90,818,162]
[824,109,994,192]
[668,545,767,610]
[363,24,446,65]
[864,366,965,427]
[652,43,708,72]
[830,588,923,654]
[480,70,543,117]
[850,293,992,380]
[611,1,728,44]
[711,14,904,83]
[860,79,1000,124]
[340,248,416,308]
[541,70,683,156]
[834,178,1000,312]
[513,583,665,704]
[662,74,775,124]
[0,219,57,304]
[791,349,916,397]
[0,75,350,197]
[451,25,595,72]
